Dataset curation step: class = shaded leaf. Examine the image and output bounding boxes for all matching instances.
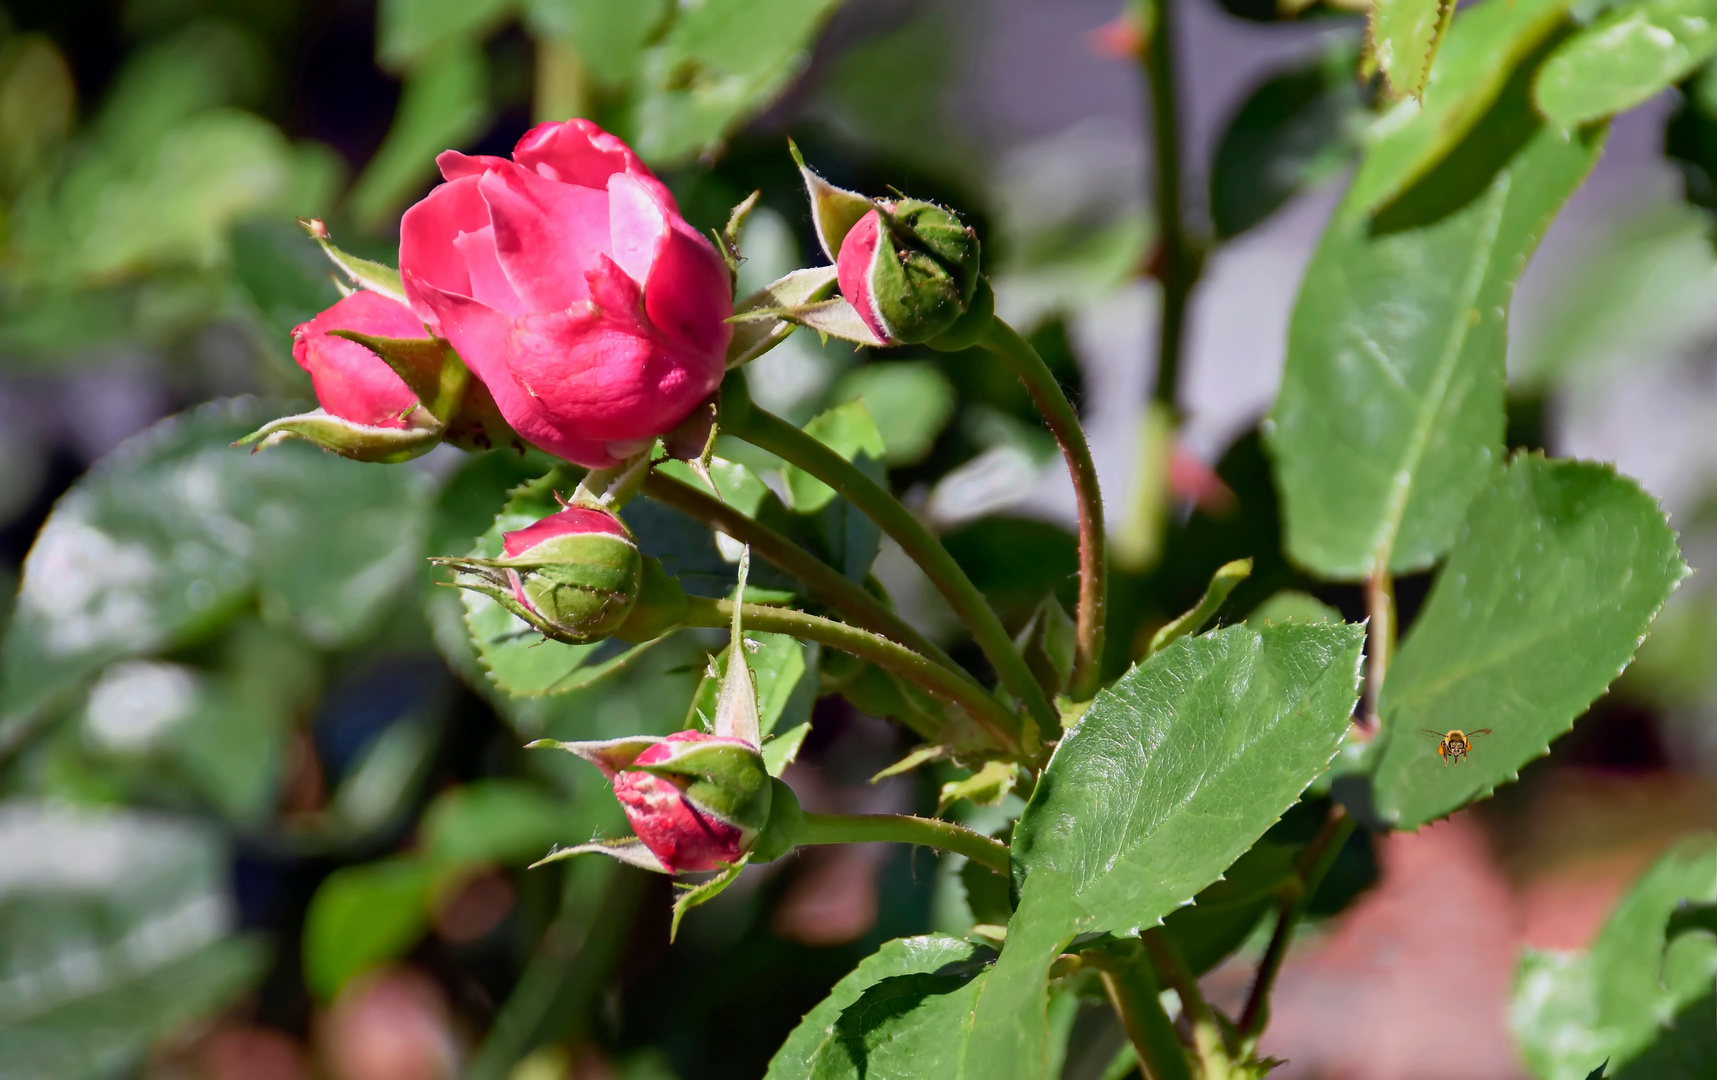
[302,859,435,1001]
[831,361,958,466]
[1212,39,1366,238]
[1371,456,1686,828]
[1372,0,1456,100]
[782,401,887,583]
[1512,836,1717,1079]
[378,0,514,71]
[1268,105,1604,579]
[348,40,490,229]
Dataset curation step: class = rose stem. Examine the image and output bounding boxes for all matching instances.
[641,468,960,672]
[723,403,1057,744]
[978,317,1108,700]
[680,596,1022,756]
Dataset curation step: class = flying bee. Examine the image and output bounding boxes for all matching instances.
[1421,728,1491,766]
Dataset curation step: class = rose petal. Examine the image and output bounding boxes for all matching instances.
[644,217,733,362]
[291,292,424,428]
[405,274,618,467]
[479,163,611,312]
[606,172,667,287]
[436,149,512,181]
[836,209,891,343]
[500,255,723,443]
[514,119,657,192]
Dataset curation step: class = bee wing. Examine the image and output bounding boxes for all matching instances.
[1419,729,1447,739]
[1468,729,1493,739]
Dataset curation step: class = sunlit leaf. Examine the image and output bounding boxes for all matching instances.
[1536,0,1717,129]
[1370,457,1686,828]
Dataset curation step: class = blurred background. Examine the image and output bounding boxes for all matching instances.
[2,1,1715,1078]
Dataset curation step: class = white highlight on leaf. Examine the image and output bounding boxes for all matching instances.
[20,517,159,657]
[83,660,202,752]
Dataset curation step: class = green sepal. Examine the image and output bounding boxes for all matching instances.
[926,276,997,353]
[1015,592,1077,699]
[726,266,841,367]
[632,739,772,835]
[328,330,469,425]
[715,190,761,289]
[749,777,804,863]
[434,540,642,646]
[867,199,982,345]
[938,759,1022,813]
[670,856,748,942]
[529,836,669,874]
[301,217,408,304]
[235,409,440,464]
[791,139,874,261]
[615,556,689,643]
[525,734,660,776]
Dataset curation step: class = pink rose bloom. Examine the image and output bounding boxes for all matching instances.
[291,291,427,428]
[611,731,755,873]
[399,119,732,468]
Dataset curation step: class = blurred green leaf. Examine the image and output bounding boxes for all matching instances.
[379,0,515,71]
[0,34,75,195]
[349,40,490,230]
[1512,836,1717,1079]
[1349,0,1572,215]
[303,858,435,1001]
[0,803,266,1076]
[1246,590,1342,626]
[1535,0,1717,129]
[1371,0,1455,100]
[0,399,429,749]
[327,718,439,837]
[1268,103,1603,579]
[423,779,599,867]
[1370,456,1686,829]
[1010,622,1363,941]
[230,218,346,349]
[630,0,844,166]
[831,362,957,466]
[1211,41,1365,239]
[524,0,671,88]
[766,935,1002,1080]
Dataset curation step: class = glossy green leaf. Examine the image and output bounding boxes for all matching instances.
[1512,836,1717,1079]
[830,361,958,466]
[0,399,428,747]
[761,932,1056,1080]
[1011,622,1364,943]
[630,0,844,166]
[1211,40,1365,239]
[1161,840,1299,975]
[1268,107,1604,579]
[1371,0,1455,100]
[1536,0,1717,129]
[303,859,435,1001]
[1349,0,1573,215]
[1370,456,1686,828]
[0,803,266,1076]
[348,40,490,229]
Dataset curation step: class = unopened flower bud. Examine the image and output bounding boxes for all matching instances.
[436,506,641,644]
[838,202,981,345]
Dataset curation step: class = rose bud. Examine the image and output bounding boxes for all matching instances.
[399,119,733,469]
[793,147,981,346]
[436,505,643,645]
[242,290,522,461]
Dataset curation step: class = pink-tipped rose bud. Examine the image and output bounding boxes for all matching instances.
[292,291,425,429]
[399,119,733,468]
[837,203,981,346]
[436,505,643,645]
[612,731,768,872]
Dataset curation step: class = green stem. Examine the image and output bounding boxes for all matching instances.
[724,401,1056,743]
[1139,0,1200,413]
[1238,807,1355,1041]
[641,469,958,672]
[796,811,1010,876]
[1364,569,1394,728]
[1086,944,1194,1080]
[1143,929,1232,1080]
[978,318,1108,701]
[681,596,1020,755]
